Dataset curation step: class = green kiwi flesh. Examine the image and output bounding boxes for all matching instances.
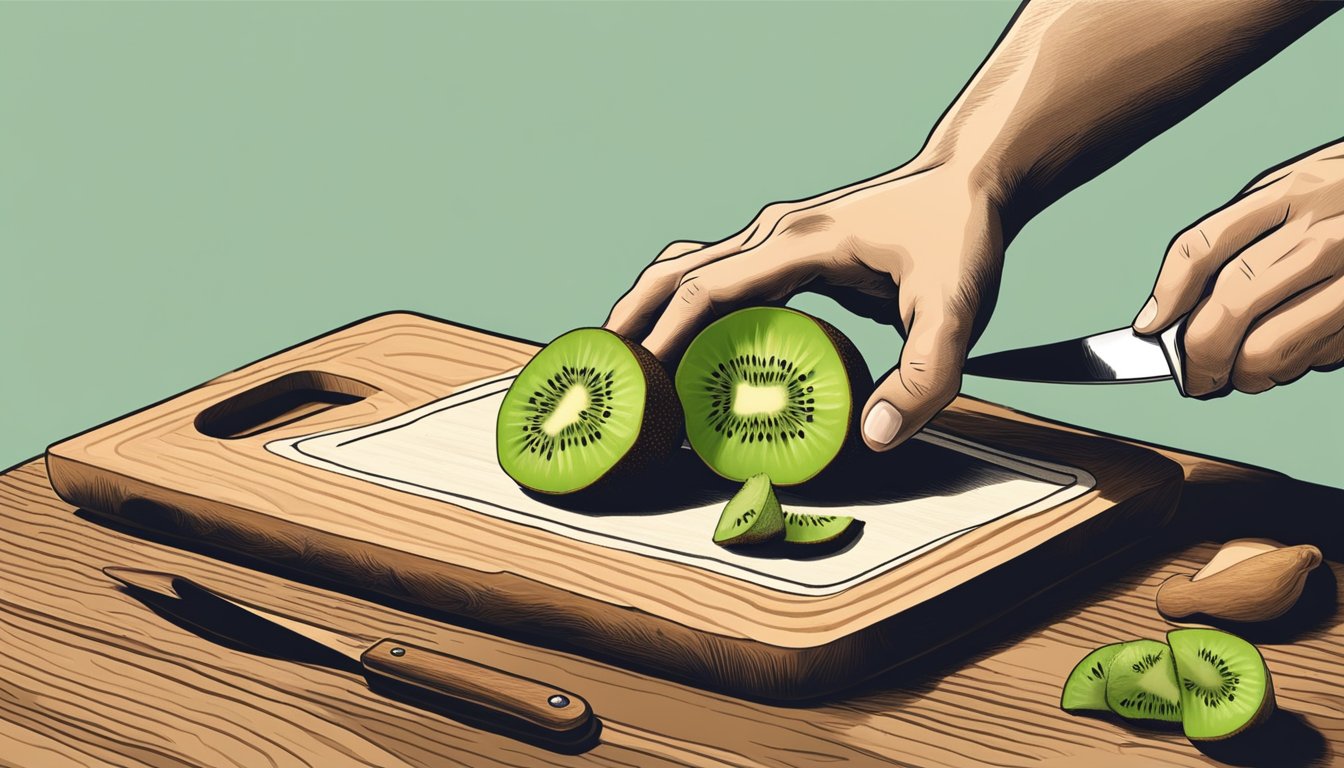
[1104,639,1183,722]
[496,328,681,495]
[1060,643,1125,713]
[713,473,784,546]
[782,511,854,545]
[675,307,871,486]
[1168,628,1275,741]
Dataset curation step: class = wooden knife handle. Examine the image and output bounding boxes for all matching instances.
[360,639,592,733]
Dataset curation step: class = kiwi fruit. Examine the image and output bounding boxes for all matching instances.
[1168,628,1275,741]
[496,328,682,495]
[713,473,784,546]
[782,511,854,545]
[1060,642,1125,713]
[675,307,872,485]
[1104,639,1183,722]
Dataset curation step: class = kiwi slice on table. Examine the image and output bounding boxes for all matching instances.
[713,473,784,546]
[496,328,682,495]
[1168,628,1275,741]
[1104,639,1183,723]
[1060,642,1125,713]
[782,511,854,545]
[675,307,872,485]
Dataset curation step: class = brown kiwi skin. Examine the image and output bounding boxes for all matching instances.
[523,330,684,497]
[794,313,875,486]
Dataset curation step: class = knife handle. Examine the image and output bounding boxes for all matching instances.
[361,639,592,734]
[1156,320,1188,396]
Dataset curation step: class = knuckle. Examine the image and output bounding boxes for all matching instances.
[1167,229,1209,263]
[755,202,792,226]
[655,241,696,261]
[673,272,713,309]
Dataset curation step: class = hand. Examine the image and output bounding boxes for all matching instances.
[1133,139,1344,396]
[604,161,1005,451]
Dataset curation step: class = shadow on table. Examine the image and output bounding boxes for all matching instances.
[110,578,603,755]
[1194,710,1330,768]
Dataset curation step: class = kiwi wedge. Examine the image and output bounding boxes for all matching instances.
[1060,642,1125,713]
[713,473,784,546]
[496,328,682,495]
[1104,639,1183,722]
[1168,628,1275,741]
[675,307,872,485]
[782,511,854,545]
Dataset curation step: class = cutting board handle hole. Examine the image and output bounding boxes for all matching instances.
[195,371,379,439]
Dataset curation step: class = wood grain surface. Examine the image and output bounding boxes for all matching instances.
[44,313,1184,699]
[1,457,1340,767]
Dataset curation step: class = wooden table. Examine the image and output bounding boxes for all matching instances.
[2,423,1340,766]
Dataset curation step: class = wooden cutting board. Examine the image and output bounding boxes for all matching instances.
[46,311,1183,701]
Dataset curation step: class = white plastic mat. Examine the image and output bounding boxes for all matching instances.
[268,372,1094,596]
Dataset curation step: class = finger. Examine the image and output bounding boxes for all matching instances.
[1181,223,1333,396]
[640,239,823,363]
[604,241,708,336]
[1134,184,1290,334]
[1231,276,1344,394]
[861,289,974,451]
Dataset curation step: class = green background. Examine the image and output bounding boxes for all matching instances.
[2,2,1340,487]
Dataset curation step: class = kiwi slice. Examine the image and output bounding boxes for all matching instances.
[1168,628,1275,741]
[713,473,784,546]
[496,328,682,495]
[1060,642,1125,713]
[675,307,872,485]
[782,511,854,544]
[1104,639,1183,722]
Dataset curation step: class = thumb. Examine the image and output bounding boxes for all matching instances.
[861,301,970,451]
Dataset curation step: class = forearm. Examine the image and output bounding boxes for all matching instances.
[922,0,1339,237]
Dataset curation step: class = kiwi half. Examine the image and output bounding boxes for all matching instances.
[1168,628,1275,741]
[496,328,682,495]
[1104,639,1183,723]
[713,473,784,546]
[675,307,872,485]
[1060,642,1125,714]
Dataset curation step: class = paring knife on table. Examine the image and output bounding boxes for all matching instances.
[963,322,1189,395]
[104,567,597,750]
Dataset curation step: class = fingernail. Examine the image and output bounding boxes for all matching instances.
[863,401,902,446]
[1133,296,1158,331]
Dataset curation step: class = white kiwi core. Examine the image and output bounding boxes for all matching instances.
[732,382,787,417]
[542,385,591,437]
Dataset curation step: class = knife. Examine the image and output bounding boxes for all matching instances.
[103,567,597,750]
[963,321,1189,396]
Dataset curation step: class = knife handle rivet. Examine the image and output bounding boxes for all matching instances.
[547,694,570,708]
[390,647,406,657]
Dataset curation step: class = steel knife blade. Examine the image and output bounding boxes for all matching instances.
[964,321,1188,395]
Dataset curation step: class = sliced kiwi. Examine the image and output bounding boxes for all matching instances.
[675,307,872,486]
[1060,642,1125,713]
[1104,639,1183,722]
[782,511,854,545]
[713,473,784,546]
[496,328,682,495]
[1168,628,1275,741]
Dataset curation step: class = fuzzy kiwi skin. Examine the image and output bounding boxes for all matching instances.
[515,332,684,496]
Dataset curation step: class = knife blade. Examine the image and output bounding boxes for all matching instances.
[103,567,597,750]
[963,321,1188,396]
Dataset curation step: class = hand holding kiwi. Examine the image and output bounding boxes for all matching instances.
[603,162,1005,452]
